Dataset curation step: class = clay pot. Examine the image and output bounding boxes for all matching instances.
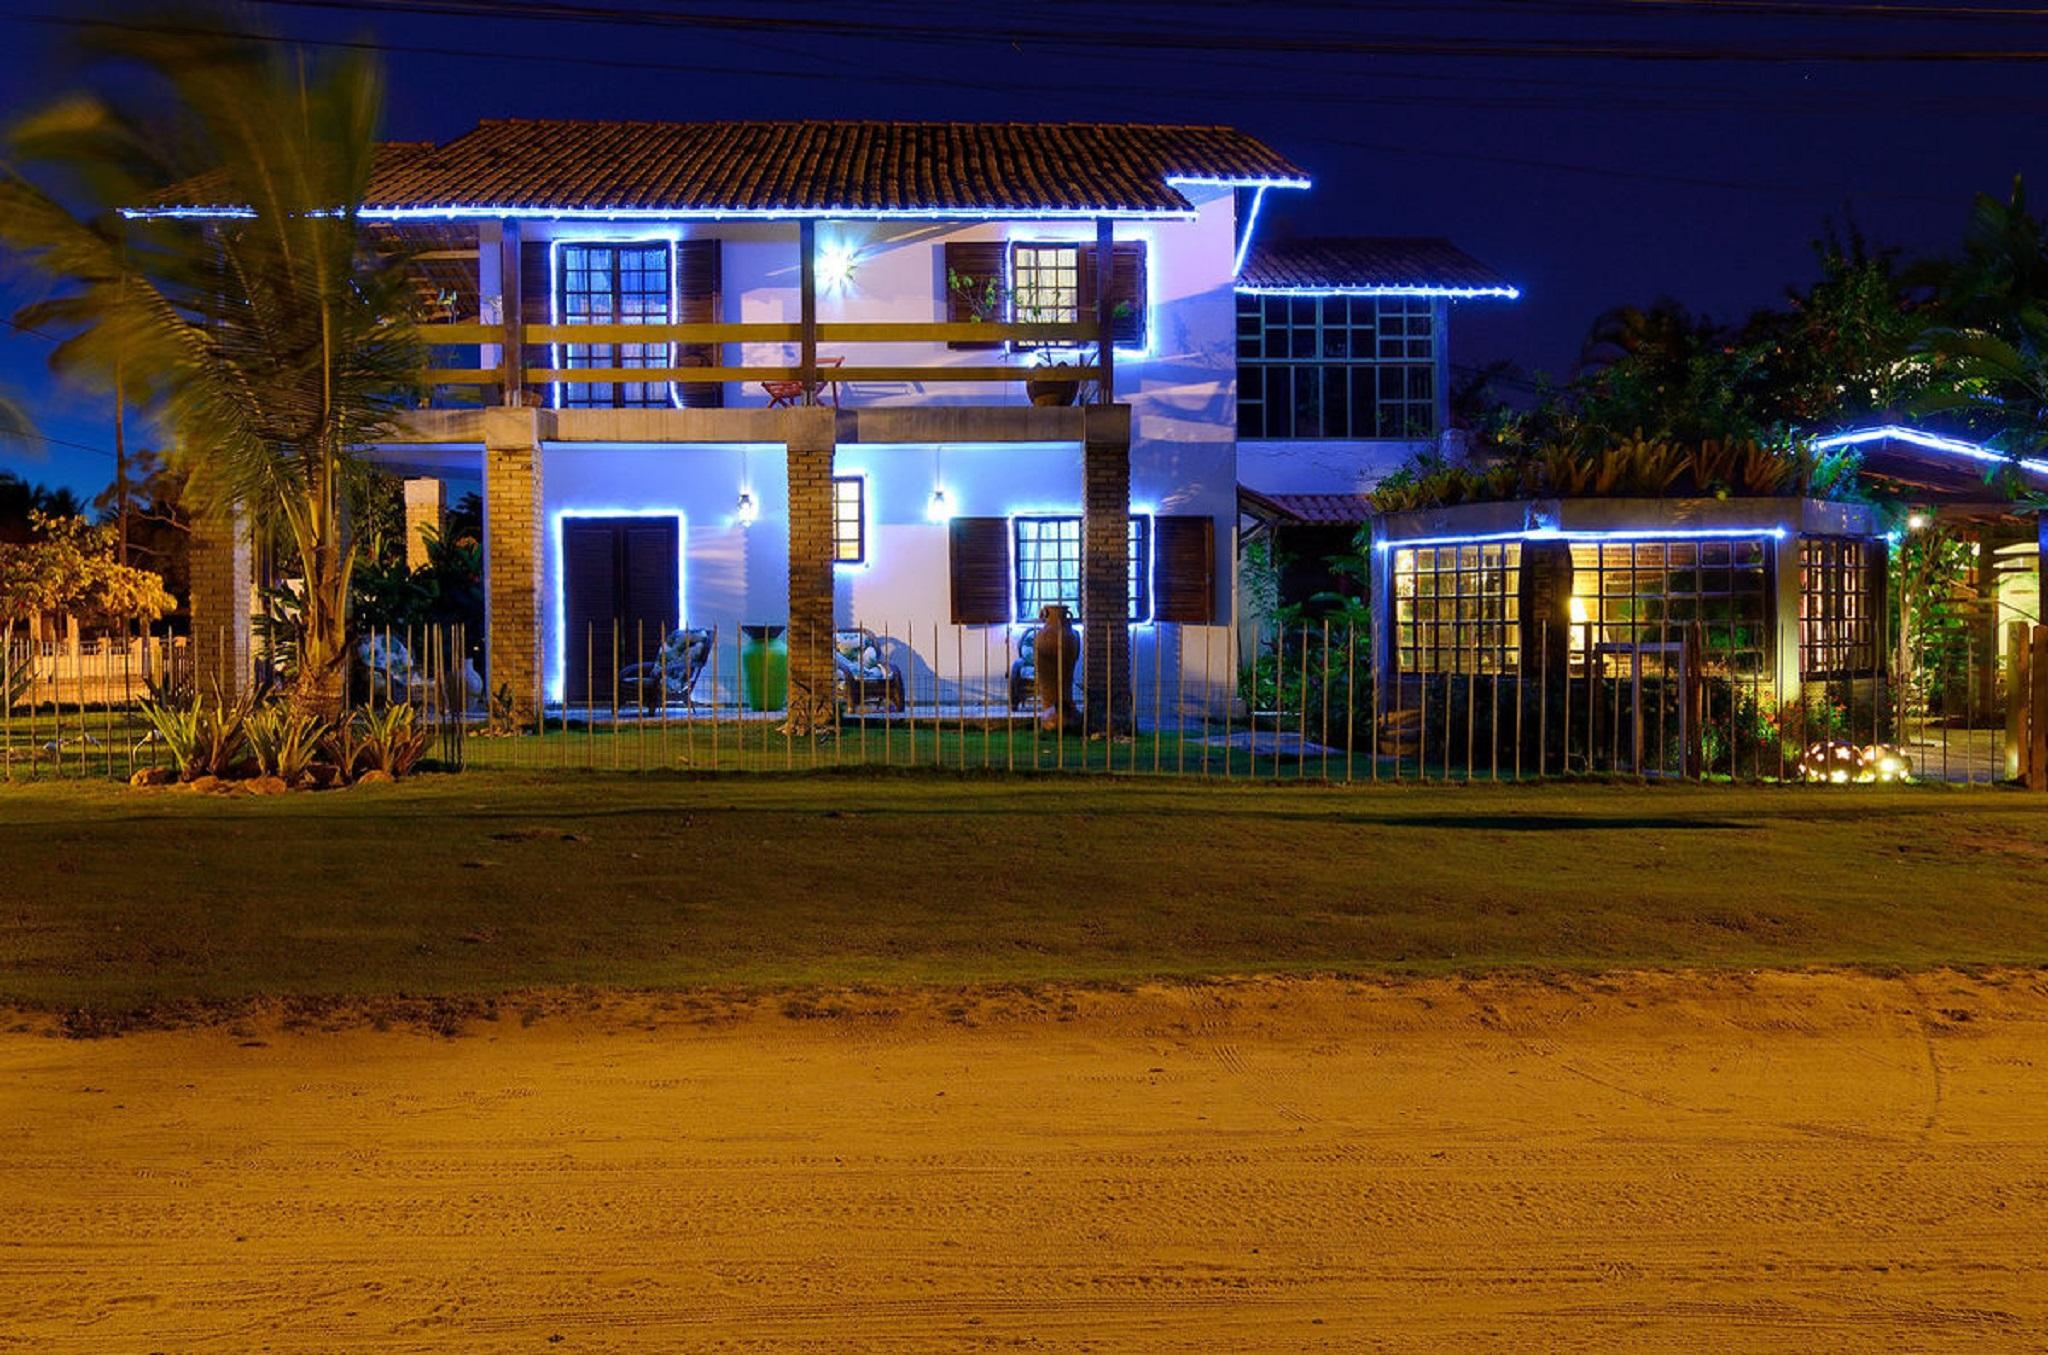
[1033,604,1081,730]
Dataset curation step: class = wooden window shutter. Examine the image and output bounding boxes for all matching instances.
[943,241,1006,350]
[1152,514,1215,623]
[673,239,724,408]
[519,240,551,404]
[1077,242,1148,348]
[949,517,1011,624]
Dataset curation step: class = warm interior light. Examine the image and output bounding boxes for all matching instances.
[1569,596,1590,625]
[1907,512,1929,531]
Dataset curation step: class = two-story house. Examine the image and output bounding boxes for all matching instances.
[149,119,1514,727]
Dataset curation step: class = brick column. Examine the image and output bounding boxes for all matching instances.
[483,408,544,723]
[188,509,252,702]
[783,406,838,734]
[403,477,446,570]
[1083,403,1133,735]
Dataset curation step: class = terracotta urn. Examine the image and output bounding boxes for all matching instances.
[1034,603,1081,730]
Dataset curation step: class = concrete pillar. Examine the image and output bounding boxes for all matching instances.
[783,405,838,733]
[403,477,446,570]
[188,510,253,702]
[483,408,544,723]
[1083,403,1133,735]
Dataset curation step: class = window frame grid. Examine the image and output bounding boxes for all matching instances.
[557,241,675,410]
[1237,294,1438,440]
[1566,538,1773,678]
[1798,537,1879,678]
[1010,242,1082,349]
[831,475,866,566]
[1392,542,1522,676]
[1011,514,1149,623]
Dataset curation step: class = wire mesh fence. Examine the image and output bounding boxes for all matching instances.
[2,615,2029,786]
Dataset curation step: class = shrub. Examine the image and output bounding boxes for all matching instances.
[138,693,251,780]
[244,704,328,784]
[358,703,430,778]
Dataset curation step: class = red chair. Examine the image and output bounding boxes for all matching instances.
[761,355,843,408]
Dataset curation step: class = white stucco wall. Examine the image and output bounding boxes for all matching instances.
[501,189,1242,712]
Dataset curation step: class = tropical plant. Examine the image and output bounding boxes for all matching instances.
[244,703,328,784]
[0,20,425,720]
[138,691,252,780]
[1368,437,1863,513]
[358,701,429,777]
[320,712,370,782]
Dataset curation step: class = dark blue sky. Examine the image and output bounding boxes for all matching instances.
[2,0,2042,496]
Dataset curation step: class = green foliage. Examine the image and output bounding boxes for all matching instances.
[357,703,430,778]
[320,713,371,782]
[1369,437,1864,513]
[1894,526,1980,713]
[138,692,252,780]
[0,22,426,717]
[0,513,175,624]
[245,704,328,784]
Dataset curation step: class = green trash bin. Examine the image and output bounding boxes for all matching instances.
[740,624,789,712]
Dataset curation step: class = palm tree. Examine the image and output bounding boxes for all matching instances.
[0,20,422,716]
[1916,181,2048,461]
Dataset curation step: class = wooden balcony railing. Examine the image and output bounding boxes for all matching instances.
[419,320,1105,395]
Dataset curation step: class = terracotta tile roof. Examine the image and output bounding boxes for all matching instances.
[1239,486,1375,525]
[1238,236,1517,296]
[149,121,1306,217]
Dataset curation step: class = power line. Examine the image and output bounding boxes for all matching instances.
[167,0,2048,62]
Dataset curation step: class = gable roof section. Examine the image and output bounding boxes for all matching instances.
[1238,486,1375,526]
[1238,236,1518,298]
[140,120,1308,220]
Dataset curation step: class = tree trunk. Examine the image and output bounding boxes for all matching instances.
[293,544,349,720]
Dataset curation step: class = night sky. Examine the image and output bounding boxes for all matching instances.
[1,0,2041,497]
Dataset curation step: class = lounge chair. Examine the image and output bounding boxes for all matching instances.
[760,355,844,409]
[620,626,715,709]
[835,627,906,712]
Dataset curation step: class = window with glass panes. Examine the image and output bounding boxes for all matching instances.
[1392,543,1522,674]
[1799,538,1879,677]
[832,476,865,565]
[1011,244,1081,341]
[1236,295,1438,439]
[1568,538,1772,676]
[557,242,673,409]
[1012,515,1148,621]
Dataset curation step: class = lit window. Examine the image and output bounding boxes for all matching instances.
[1011,243,1082,339]
[832,476,865,565]
[1393,543,1521,675]
[557,242,672,409]
[1799,538,1880,677]
[1012,515,1148,621]
[1236,295,1438,439]
[1568,539,1771,677]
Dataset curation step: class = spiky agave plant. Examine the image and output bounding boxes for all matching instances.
[244,703,328,784]
[0,19,424,720]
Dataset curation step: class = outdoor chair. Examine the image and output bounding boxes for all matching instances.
[760,355,844,409]
[620,626,715,710]
[356,632,419,704]
[834,627,906,712]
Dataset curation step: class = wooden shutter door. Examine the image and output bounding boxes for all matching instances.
[674,240,724,408]
[562,518,620,703]
[1077,243,1147,348]
[520,239,551,406]
[949,517,1011,624]
[943,241,1006,350]
[620,519,681,648]
[1152,515,1216,624]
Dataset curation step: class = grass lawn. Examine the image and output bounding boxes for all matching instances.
[4,772,2046,1012]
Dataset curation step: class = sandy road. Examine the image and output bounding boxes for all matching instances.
[2,970,2046,1352]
